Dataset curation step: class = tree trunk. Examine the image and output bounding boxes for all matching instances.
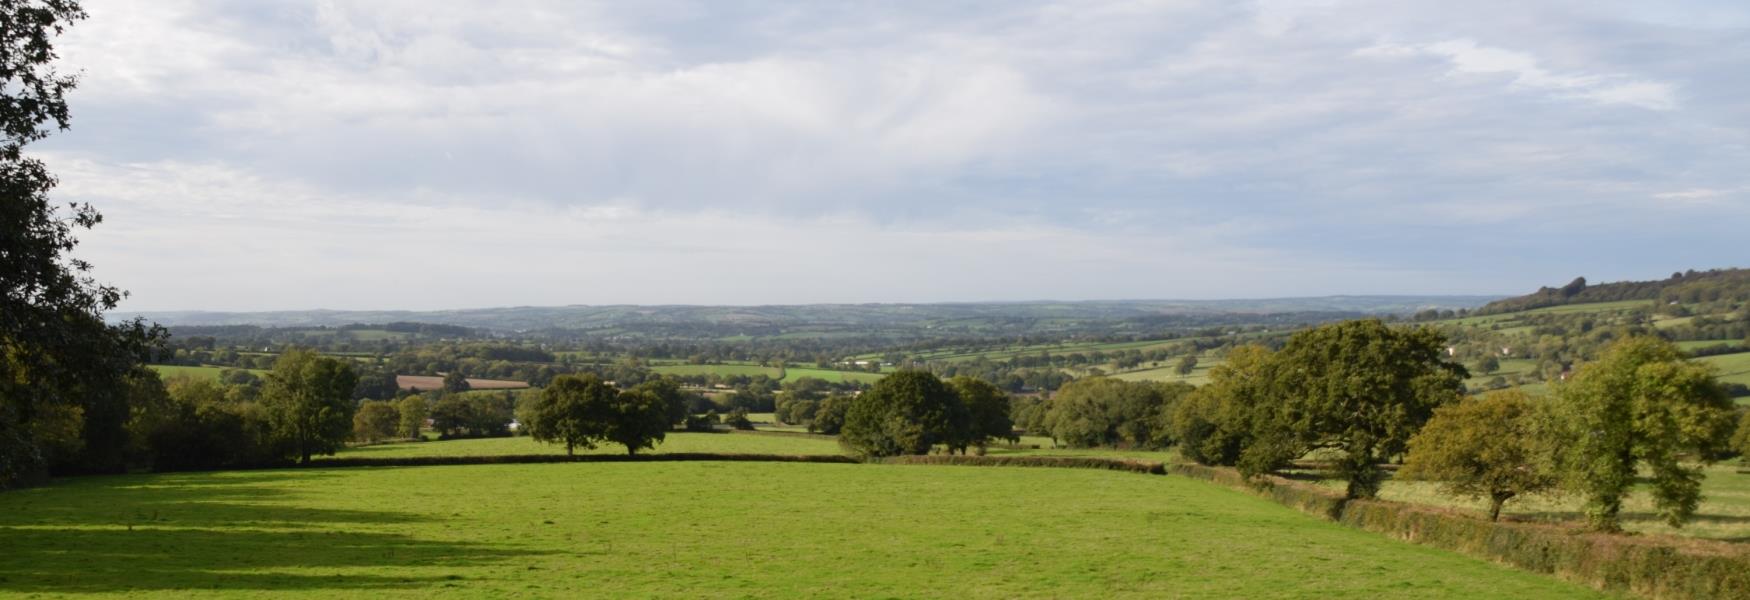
[1488,491,1514,522]
[566,442,574,457]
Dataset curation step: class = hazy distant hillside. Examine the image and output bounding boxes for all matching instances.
[127,296,1499,332]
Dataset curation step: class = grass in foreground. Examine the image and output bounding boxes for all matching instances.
[0,462,1605,598]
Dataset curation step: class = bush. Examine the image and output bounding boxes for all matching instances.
[723,408,755,431]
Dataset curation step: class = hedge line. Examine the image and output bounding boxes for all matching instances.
[300,453,860,469]
[879,454,1166,475]
[1167,462,1750,600]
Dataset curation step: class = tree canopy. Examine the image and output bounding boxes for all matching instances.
[1400,390,1559,521]
[262,349,359,464]
[1261,320,1466,498]
[1,0,163,488]
[840,370,966,458]
[1550,337,1735,530]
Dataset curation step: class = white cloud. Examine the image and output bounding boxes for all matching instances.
[35,1,1750,308]
[54,154,1411,310]
[1358,38,1679,110]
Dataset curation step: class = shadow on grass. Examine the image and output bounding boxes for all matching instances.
[0,470,543,594]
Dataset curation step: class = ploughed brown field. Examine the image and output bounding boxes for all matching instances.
[395,375,529,391]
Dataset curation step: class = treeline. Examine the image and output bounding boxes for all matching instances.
[1477,268,1750,315]
[1172,322,1739,531]
[1010,378,1194,449]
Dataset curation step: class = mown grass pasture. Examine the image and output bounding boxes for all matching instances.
[1305,463,1750,542]
[0,462,1605,598]
[647,362,884,384]
[1695,351,1750,388]
[147,364,268,380]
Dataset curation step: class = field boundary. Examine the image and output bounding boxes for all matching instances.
[296,453,860,469]
[1166,463,1750,600]
[879,454,1166,475]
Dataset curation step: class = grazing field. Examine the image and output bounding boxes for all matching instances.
[395,375,528,391]
[0,463,1603,598]
[1696,351,1750,388]
[1309,463,1750,542]
[1108,360,1219,386]
[648,362,884,384]
[147,364,268,380]
[335,432,843,459]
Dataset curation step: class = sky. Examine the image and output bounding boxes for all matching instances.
[43,0,1750,311]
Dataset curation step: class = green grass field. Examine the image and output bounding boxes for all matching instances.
[0,462,1604,598]
[648,362,884,384]
[1696,351,1750,388]
[1321,463,1750,542]
[148,364,269,380]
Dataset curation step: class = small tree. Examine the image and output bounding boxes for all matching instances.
[1733,410,1750,464]
[722,407,755,430]
[1175,355,1198,377]
[523,374,615,456]
[263,349,359,464]
[1552,337,1735,531]
[1400,391,1558,521]
[1472,355,1501,375]
[841,370,965,457]
[950,376,1015,454]
[397,394,428,439]
[442,371,472,393]
[809,395,850,435]
[606,389,672,455]
[352,400,401,443]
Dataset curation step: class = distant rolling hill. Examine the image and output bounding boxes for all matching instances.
[124,296,1500,332]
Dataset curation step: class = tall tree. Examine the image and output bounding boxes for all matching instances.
[263,349,359,464]
[605,388,672,455]
[352,400,400,443]
[1263,320,1466,498]
[1172,345,1274,466]
[397,394,428,439]
[629,378,689,427]
[522,374,614,456]
[1552,337,1735,531]
[840,370,966,458]
[0,0,162,488]
[950,376,1015,454]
